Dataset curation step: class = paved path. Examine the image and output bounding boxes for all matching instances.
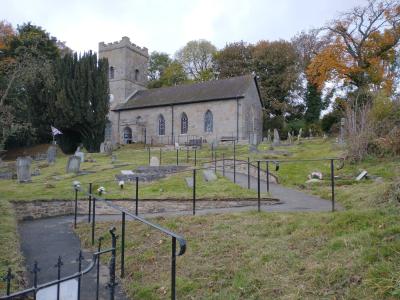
[19,216,127,300]
[223,171,341,212]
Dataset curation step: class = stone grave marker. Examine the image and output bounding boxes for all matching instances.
[16,157,32,183]
[309,128,313,139]
[203,170,217,182]
[121,170,134,175]
[47,145,57,164]
[267,129,271,143]
[287,132,292,144]
[99,142,105,153]
[339,118,345,144]
[249,144,259,153]
[272,129,280,146]
[185,177,194,188]
[297,128,303,142]
[150,156,160,167]
[74,146,85,162]
[66,156,81,173]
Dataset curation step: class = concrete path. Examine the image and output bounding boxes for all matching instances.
[19,216,127,300]
[223,171,341,212]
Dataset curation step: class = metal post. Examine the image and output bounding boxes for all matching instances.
[171,237,176,300]
[95,238,103,300]
[193,169,196,216]
[247,157,250,189]
[211,144,214,161]
[214,152,217,173]
[121,212,126,278]
[108,228,117,300]
[176,149,179,165]
[331,159,335,212]
[159,148,162,165]
[233,141,236,183]
[186,148,189,163]
[266,161,270,193]
[222,153,225,176]
[88,183,92,223]
[77,251,83,300]
[74,188,78,228]
[32,261,39,300]
[5,268,12,295]
[257,161,261,212]
[194,149,197,166]
[91,196,96,245]
[148,147,151,165]
[135,177,139,216]
[55,256,63,300]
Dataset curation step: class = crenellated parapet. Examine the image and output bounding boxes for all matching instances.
[99,36,149,57]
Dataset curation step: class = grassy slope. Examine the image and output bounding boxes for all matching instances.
[75,139,400,299]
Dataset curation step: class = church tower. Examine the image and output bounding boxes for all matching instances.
[99,36,149,109]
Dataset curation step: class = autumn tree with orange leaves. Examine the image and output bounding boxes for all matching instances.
[307,0,400,98]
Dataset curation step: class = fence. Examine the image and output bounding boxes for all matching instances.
[1,228,118,300]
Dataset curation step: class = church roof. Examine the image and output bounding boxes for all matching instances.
[113,74,261,111]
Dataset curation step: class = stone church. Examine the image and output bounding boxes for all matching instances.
[99,37,263,145]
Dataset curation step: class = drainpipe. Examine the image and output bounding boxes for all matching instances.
[117,111,121,144]
[171,105,174,144]
[236,97,239,141]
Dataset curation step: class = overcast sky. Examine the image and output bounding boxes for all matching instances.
[3,0,367,56]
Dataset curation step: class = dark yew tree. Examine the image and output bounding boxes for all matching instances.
[214,41,253,78]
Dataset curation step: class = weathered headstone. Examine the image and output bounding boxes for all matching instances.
[272,129,280,146]
[338,117,345,144]
[267,129,271,143]
[111,154,117,164]
[309,128,313,139]
[47,146,57,164]
[249,144,259,153]
[104,141,113,155]
[99,142,105,153]
[16,157,32,183]
[185,177,194,188]
[203,170,217,182]
[32,168,40,176]
[287,132,292,144]
[121,170,134,175]
[66,156,81,173]
[74,151,85,163]
[150,156,160,167]
[297,128,303,142]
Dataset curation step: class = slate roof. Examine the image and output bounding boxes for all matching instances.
[113,74,260,111]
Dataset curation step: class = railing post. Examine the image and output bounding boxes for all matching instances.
[32,261,39,300]
[257,161,261,212]
[331,159,335,212]
[108,228,117,300]
[148,147,151,165]
[193,169,196,216]
[55,256,63,300]
[121,212,126,278]
[176,149,179,165]
[91,196,96,245]
[96,238,103,300]
[233,140,236,183]
[171,237,177,300]
[214,152,217,173]
[211,144,214,161]
[4,267,13,296]
[135,177,139,216]
[159,148,162,165]
[247,157,250,189]
[266,161,270,193]
[74,188,78,229]
[186,148,189,163]
[222,153,225,176]
[77,251,84,300]
[194,149,197,166]
[88,183,92,223]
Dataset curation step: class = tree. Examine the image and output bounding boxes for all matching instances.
[175,40,217,80]
[214,41,253,78]
[148,51,171,81]
[304,82,323,122]
[307,0,400,95]
[252,40,301,118]
[159,61,188,86]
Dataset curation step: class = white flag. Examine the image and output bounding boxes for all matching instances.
[51,126,62,136]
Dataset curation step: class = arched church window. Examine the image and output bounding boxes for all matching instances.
[204,110,213,133]
[123,127,132,144]
[181,113,188,134]
[158,114,165,136]
[109,66,115,79]
[135,69,139,81]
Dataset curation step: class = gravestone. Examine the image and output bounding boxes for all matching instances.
[47,146,57,164]
[309,128,313,139]
[250,133,258,145]
[32,168,40,176]
[249,144,259,153]
[16,157,32,183]
[287,132,292,144]
[66,156,81,173]
[150,156,160,167]
[203,170,217,182]
[74,150,85,163]
[272,129,280,146]
[104,141,113,155]
[338,118,345,144]
[100,142,105,153]
[185,177,194,188]
[297,128,303,142]
[111,154,117,164]
[121,170,134,175]
[267,129,271,143]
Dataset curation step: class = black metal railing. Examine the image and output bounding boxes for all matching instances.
[1,228,118,300]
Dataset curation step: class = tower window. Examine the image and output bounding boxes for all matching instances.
[204,110,213,133]
[181,112,188,134]
[109,66,115,79]
[158,114,165,136]
[135,69,139,81]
